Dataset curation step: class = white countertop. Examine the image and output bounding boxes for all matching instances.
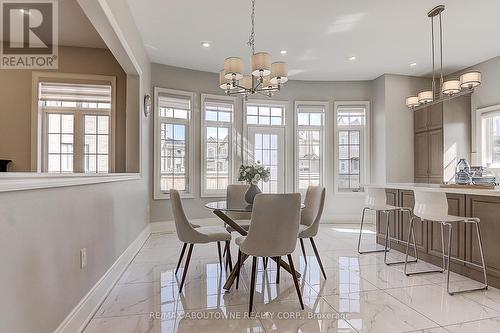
[366,183,500,197]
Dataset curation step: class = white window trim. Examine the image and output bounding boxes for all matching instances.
[153,87,195,200]
[294,101,327,192]
[200,93,237,198]
[31,72,117,173]
[473,103,500,169]
[243,99,288,192]
[333,101,370,196]
[41,105,113,173]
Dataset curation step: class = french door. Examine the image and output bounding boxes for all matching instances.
[247,127,285,193]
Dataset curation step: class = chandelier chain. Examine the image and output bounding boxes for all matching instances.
[247,0,256,54]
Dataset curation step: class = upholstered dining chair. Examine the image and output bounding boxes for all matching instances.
[233,193,303,313]
[170,189,232,293]
[297,186,327,279]
[225,184,252,232]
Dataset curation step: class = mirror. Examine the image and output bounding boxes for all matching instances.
[0,0,140,174]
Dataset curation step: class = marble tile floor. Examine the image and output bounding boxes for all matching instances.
[84,224,500,333]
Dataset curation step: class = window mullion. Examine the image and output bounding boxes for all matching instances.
[74,111,84,173]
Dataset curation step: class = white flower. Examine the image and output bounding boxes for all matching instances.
[254,174,261,180]
[251,179,258,185]
[263,177,269,182]
[245,167,251,172]
[242,171,246,177]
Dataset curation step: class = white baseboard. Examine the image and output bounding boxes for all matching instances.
[53,223,151,333]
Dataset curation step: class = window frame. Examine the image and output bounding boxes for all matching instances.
[200,93,236,198]
[474,104,500,169]
[41,105,113,174]
[31,73,116,173]
[243,99,287,193]
[153,87,195,200]
[294,101,327,192]
[333,101,370,195]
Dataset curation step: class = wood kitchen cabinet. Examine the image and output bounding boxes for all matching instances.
[414,128,443,182]
[414,104,443,133]
[413,96,471,184]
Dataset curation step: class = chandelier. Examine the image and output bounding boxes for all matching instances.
[219,0,288,99]
[405,5,481,110]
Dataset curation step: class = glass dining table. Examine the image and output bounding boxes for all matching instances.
[205,200,305,290]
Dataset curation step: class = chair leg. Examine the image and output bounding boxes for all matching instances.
[299,238,307,264]
[385,209,418,265]
[225,240,233,272]
[223,242,227,257]
[175,243,187,275]
[236,250,242,290]
[263,257,268,269]
[179,244,194,293]
[287,254,304,310]
[275,256,280,284]
[217,242,223,269]
[249,256,258,314]
[405,218,444,276]
[446,223,453,295]
[358,207,386,254]
[310,238,327,280]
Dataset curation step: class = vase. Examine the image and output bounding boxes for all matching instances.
[455,158,471,185]
[244,184,261,205]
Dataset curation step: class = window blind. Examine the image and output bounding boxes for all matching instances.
[39,82,112,103]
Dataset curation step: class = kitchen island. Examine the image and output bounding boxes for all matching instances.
[370,183,500,288]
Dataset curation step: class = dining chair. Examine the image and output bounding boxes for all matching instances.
[170,189,233,293]
[225,184,252,232]
[297,186,327,279]
[233,193,303,313]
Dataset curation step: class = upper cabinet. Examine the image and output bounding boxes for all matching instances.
[414,104,443,133]
[413,95,471,184]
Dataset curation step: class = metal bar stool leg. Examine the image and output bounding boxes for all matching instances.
[446,219,488,295]
[358,207,386,254]
[385,209,418,265]
[405,219,446,276]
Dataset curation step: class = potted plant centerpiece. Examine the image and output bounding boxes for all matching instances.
[238,162,270,204]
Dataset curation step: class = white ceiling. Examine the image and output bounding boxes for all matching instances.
[127,0,500,81]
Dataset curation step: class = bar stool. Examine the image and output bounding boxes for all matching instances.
[358,187,418,265]
[404,190,488,295]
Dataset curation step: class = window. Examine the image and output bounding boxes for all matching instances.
[154,88,194,199]
[245,101,286,193]
[201,94,235,196]
[40,82,113,173]
[478,107,500,167]
[334,102,370,193]
[295,102,326,191]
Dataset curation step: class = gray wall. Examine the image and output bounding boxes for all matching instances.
[0,1,152,332]
[150,64,373,223]
[370,74,430,184]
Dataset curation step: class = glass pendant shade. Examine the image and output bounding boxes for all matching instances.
[460,71,481,89]
[405,96,420,108]
[224,57,244,80]
[251,52,271,76]
[442,80,460,95]
[418,90,433,103]
[270,62,288,84]
[219,70,232,90]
